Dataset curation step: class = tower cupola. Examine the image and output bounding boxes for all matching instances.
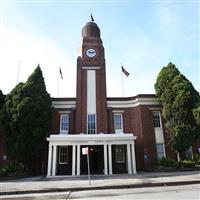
[81,21,100,38]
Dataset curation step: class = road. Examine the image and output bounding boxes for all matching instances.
[1,184,200,200]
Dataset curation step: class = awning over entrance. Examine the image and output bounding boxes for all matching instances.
[47,133,137,177]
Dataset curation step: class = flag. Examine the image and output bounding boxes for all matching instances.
[59,67,63,79]
[121,66,130,77]
[91,13,94,22]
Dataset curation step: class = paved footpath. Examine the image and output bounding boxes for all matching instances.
[0,171,200,195]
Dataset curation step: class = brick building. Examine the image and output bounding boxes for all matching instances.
[46,19,178,177]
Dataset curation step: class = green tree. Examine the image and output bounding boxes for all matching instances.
[0,90,5,109]
[155,62,200,159]
[0,65,52,173]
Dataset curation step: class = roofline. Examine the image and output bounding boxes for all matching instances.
[51,94,157,102]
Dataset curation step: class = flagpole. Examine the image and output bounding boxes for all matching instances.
[57,66,60,97]
[121,67,125,97]
[16,60,21,84]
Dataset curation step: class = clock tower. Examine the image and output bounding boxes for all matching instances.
[76,20,108,134]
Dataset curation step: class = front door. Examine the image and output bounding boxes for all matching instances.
[81,145,104,175]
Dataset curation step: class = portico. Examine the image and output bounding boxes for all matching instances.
[47,134,137,177]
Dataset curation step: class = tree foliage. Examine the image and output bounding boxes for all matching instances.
[0,66,52,173]
[155,62,200,158]
[0,90,5,109]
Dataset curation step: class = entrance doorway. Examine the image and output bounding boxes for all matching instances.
[81,145,104,175]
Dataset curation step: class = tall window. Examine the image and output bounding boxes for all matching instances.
[114,114,123,133]
[156,143,165,159]
[116,145,125,163]
[153,111,161,128]
[60,114,69,133]
[59,146,68,164]
[88,114,96,134]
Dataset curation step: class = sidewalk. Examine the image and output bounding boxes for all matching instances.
[0,171,200,195]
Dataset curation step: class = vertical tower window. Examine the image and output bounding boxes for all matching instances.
[153,111,161,128]
[60,114,69,133]
[59,146,68,164]
[114,114,123,133]
[88,114,96,134]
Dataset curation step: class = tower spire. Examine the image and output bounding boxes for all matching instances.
[91,13,94,22]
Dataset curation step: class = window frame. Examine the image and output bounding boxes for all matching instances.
[114,113,123,133]
[60,114,69,134]
[153,111,162,128]
[59,146,68,164]
[87,114,96,134]
[115,145,125,163]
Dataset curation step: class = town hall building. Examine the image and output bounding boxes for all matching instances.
[46,19,177,177]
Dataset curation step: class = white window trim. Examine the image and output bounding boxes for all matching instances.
[59,146,68,164]
[114,113,123,134]
[87,114,97,134]
[153,111,162,129]
[116,145,125,163]
[60,114,69,134]
[59,111,71,114]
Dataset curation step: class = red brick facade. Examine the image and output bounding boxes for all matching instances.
[1,20,200,174]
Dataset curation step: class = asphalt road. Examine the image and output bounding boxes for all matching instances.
[1,184,200,200]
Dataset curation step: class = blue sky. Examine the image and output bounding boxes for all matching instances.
[0,0,199,97]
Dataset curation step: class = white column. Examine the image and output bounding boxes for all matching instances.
[47,144,52,177]
[108,144,112,175]
[104,144,108,175]
[52,145,57,176]
[131,143,137,174]
[127,144,132,174]
[72,145,76,176]
[77,145,80,176]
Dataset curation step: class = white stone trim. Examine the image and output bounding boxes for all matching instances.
[59,111,71,114]
[87,70,96,114]
[107,97,159,108]
[82,66,101,70]
[112,110,124,113]
[47,133,136,145]
[52,97,159,109]
[52,101,76,109]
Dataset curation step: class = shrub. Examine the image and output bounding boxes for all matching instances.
[191,154,200,165]
[0,160,25,176]
[158,157,177,167]
[180,160,196,168]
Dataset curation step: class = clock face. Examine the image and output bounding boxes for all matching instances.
[86,48,96,58]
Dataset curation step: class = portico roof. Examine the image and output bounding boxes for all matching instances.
[47,133,137,145]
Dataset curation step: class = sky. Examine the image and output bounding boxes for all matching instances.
[0,0,199,98]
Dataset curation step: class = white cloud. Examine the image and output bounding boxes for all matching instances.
[0,26,76,97]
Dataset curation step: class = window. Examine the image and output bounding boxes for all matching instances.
[60,114,69,133]
[88,114,96,134]
[153,111,161,128]
[114,114,123,133]
[59,146,68,164]
[116,145,125,163]
[156,143,165,159]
